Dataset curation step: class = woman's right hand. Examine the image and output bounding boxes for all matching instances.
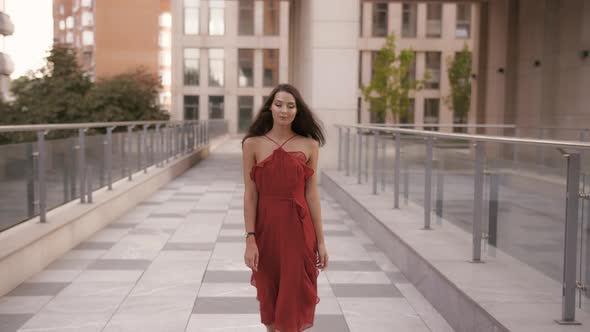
[244,238,259,272]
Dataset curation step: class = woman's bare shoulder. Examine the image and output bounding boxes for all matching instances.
[243,136,263,148]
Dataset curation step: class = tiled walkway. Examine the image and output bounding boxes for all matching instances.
[0,139,453,332]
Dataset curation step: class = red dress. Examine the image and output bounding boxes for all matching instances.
[249,134,320,332]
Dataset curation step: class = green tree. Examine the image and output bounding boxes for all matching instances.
[10,45,92,125]
[2,44,169,142]
[446,46,472,129]
[85,68,169,123]
[361,34,426,123]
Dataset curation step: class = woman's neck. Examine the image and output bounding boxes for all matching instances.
[267,125,295,140]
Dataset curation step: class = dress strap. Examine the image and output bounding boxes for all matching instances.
[264,134,298,148]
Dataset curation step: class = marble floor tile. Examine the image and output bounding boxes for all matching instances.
[7,282,70,297]
[0,313,34,332]
[331,284,402,298]
[339,298,430,332]
[193,297,259,314]
[197,283,256,297]
[185,313,262,332]
[0,296,52,314]
[203,271,251,283]
[87,259,152,270]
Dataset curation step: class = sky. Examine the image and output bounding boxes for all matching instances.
[5,0,54,78]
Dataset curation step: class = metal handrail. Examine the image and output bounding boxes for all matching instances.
[336,124,590,150]
[335,123,586,324]
[0,120,202,133]
[368,123,517,129]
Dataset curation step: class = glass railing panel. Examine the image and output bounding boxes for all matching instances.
[0,137,35,231]
[486,141,567,283]
[432,137,474,231]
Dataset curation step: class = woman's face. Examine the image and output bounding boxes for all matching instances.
[270,91,297,126]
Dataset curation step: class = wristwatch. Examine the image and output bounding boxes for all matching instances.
[245,232,256,239]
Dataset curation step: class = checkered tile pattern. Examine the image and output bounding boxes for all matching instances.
[0,139,453,332]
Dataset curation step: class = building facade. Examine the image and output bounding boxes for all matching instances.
[0,0,14,101]
[170,0,289,134]
[358,1,477,129]
[52,0,167,106]
[170,0,475,135]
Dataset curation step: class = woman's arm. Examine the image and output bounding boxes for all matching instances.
[305,139,328,269]
[242,138,259,271]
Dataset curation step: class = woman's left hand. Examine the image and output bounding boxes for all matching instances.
[316,242,329,271]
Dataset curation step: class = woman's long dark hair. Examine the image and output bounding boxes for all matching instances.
[241,84,326,147]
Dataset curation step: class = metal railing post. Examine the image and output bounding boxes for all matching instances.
[345,128,350,176]
[403,158,409,205]
[488,171,499,248]
[471,141,485,262]
[106,127,113,190]
[337,127,342,171]
[127,125,134,180]
[78,128,87,202]
[435,159,444,225]
[357,130,362,184]
[86,166,93,203]
[381,135,387,191]
[143,125,148,173]
[372,131,379,195]
[556,152,581,325]
[394,133,401,208]
[364,131,369,182]
[26,143,35,218]
[423,137,433,229]
[37,131,47,222]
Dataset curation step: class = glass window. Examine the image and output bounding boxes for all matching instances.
[209,48,224,87]
[81,11,93,26]
[238,49,254,87]
[238,96,254,132]
[402,3,417,38]
[209,96,224,119]
[160,70,171,86]
[66,31,74,44]
[426,3,442,38]
[82,31,94,46]
[425,52,441,89]
[59,4,64,15]
[372,2,388,37]
[59,20,65,30]
[159,31,171,48]
[406,51,417,82]
[263,49,279,87]
[184,48,200,86]
[263,0,279,35]
[424,99,440,131]
[184,0,199,35]
[238,0,255,35]
[209,0,225,36]
[81,0,92,7]
[160,13,172,28]
[66,16,74,29]
[159,51,172,67]
[358,51,362,88]
[184,95,199,120]
[456,4,471,38]
[400,98,414,127]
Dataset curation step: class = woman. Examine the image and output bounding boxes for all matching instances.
[241,83,328,332]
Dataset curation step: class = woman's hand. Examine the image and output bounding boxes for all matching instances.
[244,238,259,272]
[316,242,329,271]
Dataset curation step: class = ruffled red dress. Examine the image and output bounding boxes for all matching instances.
[249,134,320,332]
